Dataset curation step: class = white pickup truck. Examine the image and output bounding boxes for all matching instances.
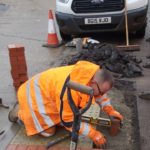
[56,0,149,41]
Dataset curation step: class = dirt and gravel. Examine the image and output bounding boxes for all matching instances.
[114,80,140,150]
[59,42,141,149]
[61,43,142,78]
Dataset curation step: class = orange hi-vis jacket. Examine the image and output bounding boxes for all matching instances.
[17,61,112,136]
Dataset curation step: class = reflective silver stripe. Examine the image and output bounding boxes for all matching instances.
[34,75,54,127]
[96,94,107,103]
[81,123,90,136]
[96,97,103,103]
[26,81,43,132]
[101,100,111,108]
[40,132,54,137]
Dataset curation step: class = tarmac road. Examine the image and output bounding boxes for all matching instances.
[0,0,150,150]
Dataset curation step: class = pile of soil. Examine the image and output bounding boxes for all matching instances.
[62,43,142,78]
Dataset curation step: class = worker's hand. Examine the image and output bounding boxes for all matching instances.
[103,105,123,121]
[92,131,107,149]
[109,110,123,121]
[88,125,106,148]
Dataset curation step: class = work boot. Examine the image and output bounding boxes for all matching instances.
[8,102,19,123]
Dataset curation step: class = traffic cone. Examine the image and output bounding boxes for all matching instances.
[43,10,63,48]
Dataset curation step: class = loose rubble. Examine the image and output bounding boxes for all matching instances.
[62,43,142,78]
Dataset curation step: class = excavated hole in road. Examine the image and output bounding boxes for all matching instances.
[114,79,140,150]
[61,43,141,149]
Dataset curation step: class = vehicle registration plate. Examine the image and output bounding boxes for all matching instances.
[85,17,111,24]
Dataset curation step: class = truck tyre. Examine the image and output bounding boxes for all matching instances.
[136,24,146,38]
[60,31,73,42]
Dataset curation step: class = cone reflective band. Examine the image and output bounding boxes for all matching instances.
[43,10,63,48]
[47,10,58,45]
[48,11,55,34]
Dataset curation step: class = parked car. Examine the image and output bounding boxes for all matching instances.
[56,0,149,41]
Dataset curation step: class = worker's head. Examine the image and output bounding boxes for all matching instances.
[89,69,114,97]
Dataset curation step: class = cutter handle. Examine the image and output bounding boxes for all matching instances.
[67,81,93,96]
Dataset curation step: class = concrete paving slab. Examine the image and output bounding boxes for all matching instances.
[0,0,65,149]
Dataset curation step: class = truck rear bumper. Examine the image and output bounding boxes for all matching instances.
[56,6,148,36]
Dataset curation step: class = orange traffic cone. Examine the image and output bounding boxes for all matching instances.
[43,10,63,48]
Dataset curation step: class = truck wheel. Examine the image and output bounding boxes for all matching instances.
[60,31,73,42]
[136,24,146,38]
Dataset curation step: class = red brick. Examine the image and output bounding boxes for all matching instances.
[14,84,21,90]
[9,57,18,65]
[8,44,16,49]
[9,54,18,57]
[8,44,17,51]
[16,145,27,150]
[27,145,39,150]
[18,69,27,75]
[19,75,28,82]
[11,70,19,79]
[10,61,27,70]
[11,65,19,70]
[19,70,27,74]
[13,81,21,87]
[9,51,18,57]
[18,61,27,67]
[15,44,25,51]
[8,45,17,57]
[18,73,28,76]
[9,49,17,53]
[8,43,24,50]
[11,66,27,74]
[17,56,26,63]
[6,145,96,150]
[17,51,25,56]
[14,86,20,92]
[19,64,27,69]
[11,69,19,74]
[19,73,28,76]
[19,61,27,67]
[10,60,20,68]
[37,146,47,150]
[6,144,18,150]
[8,44,25,57]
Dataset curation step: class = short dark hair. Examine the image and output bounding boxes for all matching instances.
[94,69,114,87]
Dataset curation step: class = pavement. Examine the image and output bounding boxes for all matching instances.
[0,0,65,149]
[0,0,150,150]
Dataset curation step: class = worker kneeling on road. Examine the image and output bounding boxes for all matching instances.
[8,61,123,148]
